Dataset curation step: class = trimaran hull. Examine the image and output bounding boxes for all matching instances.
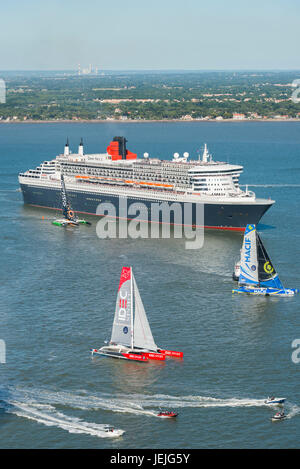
[91,348,148,362]
[52,219,90,227]
[91,348,183,362]
[232,286,298,297]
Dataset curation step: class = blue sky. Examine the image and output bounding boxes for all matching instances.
[0,0,299,70]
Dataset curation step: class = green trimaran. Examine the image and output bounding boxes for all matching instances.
[52,174,91,227]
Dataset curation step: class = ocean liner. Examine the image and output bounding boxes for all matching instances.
[19,137,274,231]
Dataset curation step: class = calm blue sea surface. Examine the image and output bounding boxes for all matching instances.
[0,122,300,448]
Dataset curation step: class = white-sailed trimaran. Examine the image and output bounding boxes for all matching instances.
[232,224,298,297]
[91,267,183,362]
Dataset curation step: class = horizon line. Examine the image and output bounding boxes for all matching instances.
[1,68,300,73]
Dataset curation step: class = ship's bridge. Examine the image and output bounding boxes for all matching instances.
[188,163,243,195]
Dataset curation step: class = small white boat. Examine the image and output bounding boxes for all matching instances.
[232,260,241,281]
[264,397,286,405]
[271,411,286,422]
[103,426,125,437]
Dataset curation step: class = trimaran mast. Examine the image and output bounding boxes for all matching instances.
[130,267,134,350]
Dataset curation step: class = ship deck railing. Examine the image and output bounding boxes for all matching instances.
[19,173,259,204]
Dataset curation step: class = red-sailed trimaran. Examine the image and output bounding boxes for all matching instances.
[91,267,183,362]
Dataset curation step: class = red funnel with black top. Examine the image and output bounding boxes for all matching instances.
[107,136,137,161]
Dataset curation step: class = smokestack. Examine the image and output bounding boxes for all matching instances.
[64,138,70,156]
[78,137,84,156]
[113,136,127,159]
[202,143,209,163]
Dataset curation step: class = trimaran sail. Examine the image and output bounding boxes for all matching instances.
[110,267,157,352]
[60,174,78,223]
[233,224,298,296]
[91,267,183,362]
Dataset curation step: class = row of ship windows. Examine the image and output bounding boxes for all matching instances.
[62,168,194,179]
[194,183,233,187]
[28,187,193,204]
[62,189,181,202]
[189,169,241,175]
[64,167,190,178]
[193,177,234,182]
[64,169,190,183]
[42,161,241,175]
[62,163,190,175]
[194,187,231,191]
[61,167,238,183]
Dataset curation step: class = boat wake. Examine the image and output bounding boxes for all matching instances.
[0,388,125,438]
[285,403,300,420]
[8,402,125,438]
[7,387,297,412]
[8,387,158,418]
[2,387,299,429]
[131,394,300,421]
[126,393,268,409]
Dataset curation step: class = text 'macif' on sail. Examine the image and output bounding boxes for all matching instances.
[233,224,298,296]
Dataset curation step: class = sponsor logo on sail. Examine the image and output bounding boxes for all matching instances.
[118,289,128,321]
[264,261,274,274]
[244,238,251,263]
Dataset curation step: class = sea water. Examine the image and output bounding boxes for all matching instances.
[0,121,299,448]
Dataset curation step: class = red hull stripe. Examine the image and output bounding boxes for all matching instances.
[159,349,183,358]
[122,353,148,362]
[28,204,246,232]
[144,352,165,361]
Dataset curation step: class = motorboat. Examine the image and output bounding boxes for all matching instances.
[264,397,286,405]
[271,411,287,422]
[157,411,178,418]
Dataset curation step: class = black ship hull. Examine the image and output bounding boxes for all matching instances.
[20,183,273,231]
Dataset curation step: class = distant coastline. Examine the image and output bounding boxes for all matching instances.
[1,118,300,124]
[2,71,300,125]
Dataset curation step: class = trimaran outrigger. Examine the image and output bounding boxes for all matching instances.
[232,224,298,297]
[91,267,183,362]
[52,174,91,227]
